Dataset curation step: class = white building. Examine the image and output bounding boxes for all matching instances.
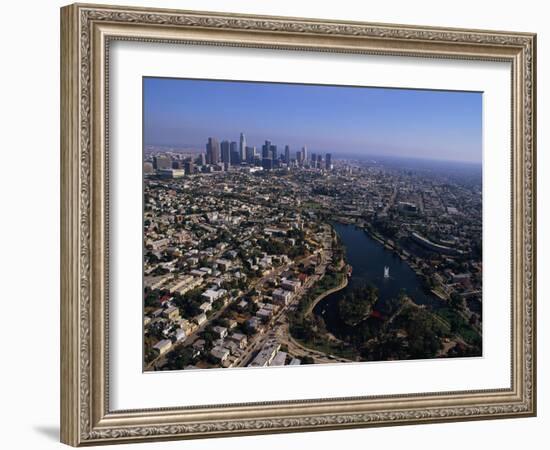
[194,313,207,326]
[153,339,172,355]
[249,341,281,367]
[270,351,288,366]
[201,289,224,303]
[175,328,187,342]
[199,302,212,313]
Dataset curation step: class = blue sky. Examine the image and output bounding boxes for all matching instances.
[143,77,482,163]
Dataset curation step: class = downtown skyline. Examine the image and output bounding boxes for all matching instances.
[144,77,483,164]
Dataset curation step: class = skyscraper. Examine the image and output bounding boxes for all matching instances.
[239,133,246,162]
[245,146,256,164]
[284,145,290,164]
[262,140,273,170]
[230,141,240,164]
[302,146,308,164]
[316,154,322,168]
[221,140,231,164]
[206,137,220,165]
[296,150,303,166]
[270,145,279,162]
[325,153,332,170]
[262,140,272,159]
[184,159,194,175]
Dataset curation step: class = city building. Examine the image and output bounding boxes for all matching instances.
[153,154,171,170]
[249,341,281,367]
[158,168,185,178]
[239,132,246,162]
[272,288,292,305]
[230,141,240,164]
[206,137,220,164]
[184,159,195,175]
[296,150,303,166]
[212,325,228,339]
[153,339,172,355]
[144,161,154,174]
[325,153,332,170]
[162,306,180,321]
[271,351,288,366]
[210,346,230,362]
[245,145,256,164]
[220,140,231,164]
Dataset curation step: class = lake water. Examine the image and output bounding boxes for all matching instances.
[314,223,444,332]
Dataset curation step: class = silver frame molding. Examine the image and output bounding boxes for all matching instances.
[60,3,536,446]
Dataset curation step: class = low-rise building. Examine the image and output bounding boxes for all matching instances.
[194,313,207,326]
[246,317,261,332]
[272,288,292,306]
[228,332,248,349]
[175,328,187,342]
[163,306,180,321]
[201,289,224,303]
[271,351,288,366]
[153,339,172,355]
[199,302,212,313]
[281,278,301,292]
[257,308,273,320]
[215,259,232,271]
[249,341,281,367]
[210,346,230,362]
[212,325,228,339]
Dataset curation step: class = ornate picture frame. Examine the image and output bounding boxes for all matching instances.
[60,3,536,446]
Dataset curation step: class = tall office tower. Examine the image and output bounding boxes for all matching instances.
[262,157,273,170]
[206,137,220,164]
[311,153,316,166]
[239,133,246,162]
[245,146,256,164]
[269,145,279,168]
[262,140,272,158]
[230,141,240,164]
[284,145,290,164]
[221,141,231,164]
[153,155,171,170]
[325,153,332,170]
[262,140,273,170]
[296,150,303,166]
[198,153,206,166]
[316,154,322,168]
[184,159,194,175]
[302,146,308,164]
[270,144,278,163]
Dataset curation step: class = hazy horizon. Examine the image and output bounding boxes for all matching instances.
[144,77,483,164]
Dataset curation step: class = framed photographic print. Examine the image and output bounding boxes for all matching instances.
[60,3,537,446]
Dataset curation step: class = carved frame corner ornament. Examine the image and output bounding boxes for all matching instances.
[60,3,536,446]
